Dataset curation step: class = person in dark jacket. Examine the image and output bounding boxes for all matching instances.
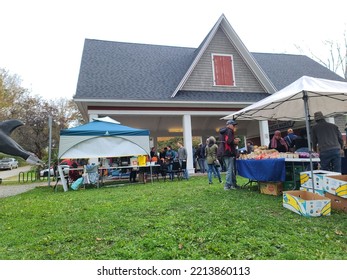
[292,129,309,152]
[311,111,343,172]
[219,120,240,190]
[268,130,288,153]
[195,143,206,173]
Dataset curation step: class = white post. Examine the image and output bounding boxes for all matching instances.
[48,116,52,187]
[183,114,194,174]
[259,120,270,146]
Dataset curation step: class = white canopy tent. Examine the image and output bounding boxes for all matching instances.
[57,117,151,191]
[223,76,347,192]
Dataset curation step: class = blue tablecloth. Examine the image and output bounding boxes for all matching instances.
[237,158,286,182]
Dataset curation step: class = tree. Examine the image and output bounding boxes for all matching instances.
[0,68,28,120]
[296,31,347,79]
[0,67,83,161]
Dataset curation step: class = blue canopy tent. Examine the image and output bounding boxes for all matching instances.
[58,117,150,159]
[56,117,151,191]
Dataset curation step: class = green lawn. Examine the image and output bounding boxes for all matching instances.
[0,175,346,260]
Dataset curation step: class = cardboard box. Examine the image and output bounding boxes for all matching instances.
[259,182,283,196]
[300,170,341,191]
[324,175,347,198]
[325,192,347,213]
[299,187,325,196]
[283,190,331,217]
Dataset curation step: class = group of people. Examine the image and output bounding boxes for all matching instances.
[211,110,344,188]
[193,119,241,189]
[156,142,189,180]
[152,110,345,187]
[268,111,344,173]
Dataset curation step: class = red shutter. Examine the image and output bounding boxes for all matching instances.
[213,55,234,86]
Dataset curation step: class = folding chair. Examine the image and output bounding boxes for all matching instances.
[168,161,183,180]
[82,164,100,188]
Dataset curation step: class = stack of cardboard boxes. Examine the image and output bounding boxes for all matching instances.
[299,170,347,213]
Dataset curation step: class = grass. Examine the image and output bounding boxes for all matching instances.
[0,175,346,260]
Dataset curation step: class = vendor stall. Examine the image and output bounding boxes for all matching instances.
[237,146,320,191]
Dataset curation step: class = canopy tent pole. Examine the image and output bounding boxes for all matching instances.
[302,91,316,193]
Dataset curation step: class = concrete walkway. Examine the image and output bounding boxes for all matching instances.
[0,166,48,198]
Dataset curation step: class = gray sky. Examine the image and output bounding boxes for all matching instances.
[1,0,346,99]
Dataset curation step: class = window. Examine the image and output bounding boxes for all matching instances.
[212,54,235,86]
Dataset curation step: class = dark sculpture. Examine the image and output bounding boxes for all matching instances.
[0,119,42,165]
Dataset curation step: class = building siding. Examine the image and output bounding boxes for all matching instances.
[182,27,266,93]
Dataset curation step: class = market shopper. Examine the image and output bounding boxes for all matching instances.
[219,120,240,190]
[268,130,289,152]
[195,143,206,173]
[292,129,309,152]
[284,128,297,152]
[206,136,222,184]
[177,141,189,179]
[311,111,343,172]
[165,145,176,180]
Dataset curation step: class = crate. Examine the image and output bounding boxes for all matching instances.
[259,182,283,196]
[325,192,347,213]
[284,181,298,191]
[283,190,331,217]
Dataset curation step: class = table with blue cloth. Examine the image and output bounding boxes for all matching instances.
[237,158,286,182]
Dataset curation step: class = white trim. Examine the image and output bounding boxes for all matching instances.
[74,98,254,106]
[88,109,239,116]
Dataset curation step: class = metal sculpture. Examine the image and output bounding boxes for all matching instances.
[0,119,42,165]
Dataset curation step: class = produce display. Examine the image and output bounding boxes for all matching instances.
[239,145,319,160]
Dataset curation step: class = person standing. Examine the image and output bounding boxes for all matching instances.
[219,120,240,190]
[177,141,189,179]
[206,136,222,184]
[195,143,206,173]
[292,129,309,152]
[268,130,288,152]
[284,128,297,152]
[165,145,176,180]
[311,111,343,172]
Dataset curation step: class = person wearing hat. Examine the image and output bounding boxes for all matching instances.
[311,111,343,172]
[218,119,241,190]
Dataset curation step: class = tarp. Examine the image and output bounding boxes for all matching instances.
[58,117,150,159]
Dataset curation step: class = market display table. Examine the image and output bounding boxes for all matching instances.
[237,158,286,182]
[100,164,160,184]
[237,157,320,189]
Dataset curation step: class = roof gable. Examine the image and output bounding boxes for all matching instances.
[170,14,276,97]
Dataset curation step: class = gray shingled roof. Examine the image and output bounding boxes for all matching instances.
[75,39,346,103]
[252,52,346,90]
[75,39,196,100]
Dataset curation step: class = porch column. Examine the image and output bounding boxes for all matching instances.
[259,120,270,146]
[183,114,194,174]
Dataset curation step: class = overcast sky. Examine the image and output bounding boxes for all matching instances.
[1,0,346,100]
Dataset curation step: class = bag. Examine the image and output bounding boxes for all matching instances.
[214,159,221,167]
[71,177,83,190]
